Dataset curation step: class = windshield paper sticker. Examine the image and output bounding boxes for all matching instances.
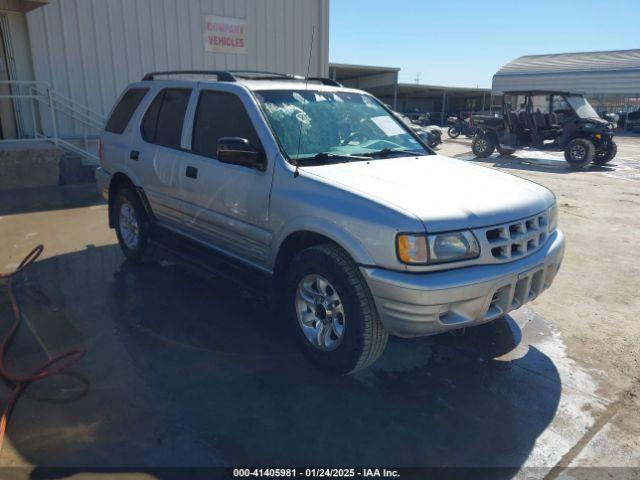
[371,116,405,136]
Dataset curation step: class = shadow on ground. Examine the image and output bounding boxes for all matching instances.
[0,244,561,478]
[0,184,103,216]
[452,152,626,176]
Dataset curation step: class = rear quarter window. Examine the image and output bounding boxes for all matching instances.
[105,88,149,134]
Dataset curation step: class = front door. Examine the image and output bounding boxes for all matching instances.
[177,88,273,269]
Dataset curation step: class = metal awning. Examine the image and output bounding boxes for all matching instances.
[0,0,49,13]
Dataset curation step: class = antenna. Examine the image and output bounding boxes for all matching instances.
[294,25,315,178]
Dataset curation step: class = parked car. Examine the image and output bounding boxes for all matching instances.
[392,111,442,148]
[96,70,565,374]
[472,90,617,169]
[626,110,640,133]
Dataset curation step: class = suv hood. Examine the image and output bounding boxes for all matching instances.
[302,155,554,232]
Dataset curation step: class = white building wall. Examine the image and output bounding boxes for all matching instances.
[25,0,329,136]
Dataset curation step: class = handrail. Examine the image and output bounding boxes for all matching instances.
[0,79,104,162]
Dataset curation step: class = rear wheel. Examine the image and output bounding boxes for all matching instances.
[284,244,388,374]
[564,138,595,169]
[447,126,460,138]
[593,140,617,165]
[114,188,150,261]
[472,133,496,158]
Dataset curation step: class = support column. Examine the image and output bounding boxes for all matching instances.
[441,91,447,126]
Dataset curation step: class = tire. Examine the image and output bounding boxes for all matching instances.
[447,126,460,139]
[472,133,496,158]
[114,188,150,262]
[564,138,595,169]
[497,145,516,156]
[284,244,388,374]
[593,140,617,165]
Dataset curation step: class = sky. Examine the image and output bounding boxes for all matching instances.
[329,0,640,88]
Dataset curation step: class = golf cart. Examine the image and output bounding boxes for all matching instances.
[471,91,617,169]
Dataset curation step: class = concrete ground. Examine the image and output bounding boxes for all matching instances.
[0,134,639,479]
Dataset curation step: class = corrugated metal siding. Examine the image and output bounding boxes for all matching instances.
[493,49,640,95]
[26,0,329,136]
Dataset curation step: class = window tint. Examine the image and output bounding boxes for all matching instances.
[105,88,149,134]
[192,91,260,158]
[141,90,164,142]
[141,88,192,148]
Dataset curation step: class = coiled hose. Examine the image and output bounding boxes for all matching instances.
[0,245,86,452]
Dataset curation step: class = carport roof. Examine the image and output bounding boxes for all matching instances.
[496,49,640,75]
[493,49,640,95]
[329,62,400,80]
[396,83,490,98]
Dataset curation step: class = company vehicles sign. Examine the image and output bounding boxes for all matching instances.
[203,15,247,54]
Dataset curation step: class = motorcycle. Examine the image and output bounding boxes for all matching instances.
[447,116,479,139]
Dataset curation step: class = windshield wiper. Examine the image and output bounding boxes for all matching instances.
[360,148,423,158]
[298,152,370,164]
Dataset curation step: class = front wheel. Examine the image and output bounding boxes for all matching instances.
[564,138,595,169]
[284,244,388,374]
[593,140,617,165]
[472,133,496,158]
[447,126,460,138]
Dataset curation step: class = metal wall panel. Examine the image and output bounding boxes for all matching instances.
[26,0,329,136]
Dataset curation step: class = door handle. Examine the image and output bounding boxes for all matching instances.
[186,166,198,179]
[130,150,140,160]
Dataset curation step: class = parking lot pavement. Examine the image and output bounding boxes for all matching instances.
[0,133,638,476]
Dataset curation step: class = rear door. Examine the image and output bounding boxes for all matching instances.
[134,86,193,229]
[176,86,274,268]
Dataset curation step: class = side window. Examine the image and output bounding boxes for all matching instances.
[141,88,192,149]
[552,96,571,114]
[105,88,149,134]
[192,91,261,158]
[531,95,550,114]
[141,90,164,142]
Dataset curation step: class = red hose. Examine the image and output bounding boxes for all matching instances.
[0,245,86,452]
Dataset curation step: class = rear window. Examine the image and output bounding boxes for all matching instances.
[105,88,149,134]
[141,88,192,149]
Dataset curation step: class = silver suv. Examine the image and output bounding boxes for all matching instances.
[96,70,565,374]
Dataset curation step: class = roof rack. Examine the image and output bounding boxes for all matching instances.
[142,70,237,82]
[141,70,343,87]
[230,70,342,86]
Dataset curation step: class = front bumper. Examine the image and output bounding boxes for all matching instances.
[362,229,565,337]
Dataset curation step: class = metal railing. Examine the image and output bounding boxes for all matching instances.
[0,80,105,163]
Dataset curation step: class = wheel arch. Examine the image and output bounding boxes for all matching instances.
[107,172,154,228]
[273,224,375,285]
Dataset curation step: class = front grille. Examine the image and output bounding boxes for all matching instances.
[483,212,549,261]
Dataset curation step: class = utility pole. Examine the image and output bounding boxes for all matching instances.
[414,73,421,84]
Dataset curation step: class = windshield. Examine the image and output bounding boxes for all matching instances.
[565,95,599,119]
[255,90,429,161]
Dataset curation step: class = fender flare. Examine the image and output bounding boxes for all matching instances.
[270,216,377,268]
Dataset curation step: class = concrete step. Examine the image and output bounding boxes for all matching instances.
[0,142,96,190]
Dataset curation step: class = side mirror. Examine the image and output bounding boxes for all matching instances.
[216,137,265,171]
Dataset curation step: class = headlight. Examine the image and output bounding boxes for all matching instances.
[548,203,558,232]
[397,231,480,265]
